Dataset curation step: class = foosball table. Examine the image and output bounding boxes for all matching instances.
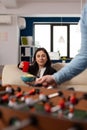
[0,84,87,130]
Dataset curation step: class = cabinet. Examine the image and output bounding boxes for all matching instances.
[19,45,37,63]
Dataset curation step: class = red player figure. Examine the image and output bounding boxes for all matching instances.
[69,93,77,105]
[68,104,74,119]
[58,97,66,110]
[2,94,9,102]
[44,102,51,113]
[15,91,23,98]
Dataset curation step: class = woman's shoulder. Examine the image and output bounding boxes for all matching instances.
[29,64,36,71]
[46,66,57,73]
[50,66,57,72]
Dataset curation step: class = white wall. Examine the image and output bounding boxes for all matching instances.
[0,1,86,16]
[0,1,86,64]
[0,15,19,65]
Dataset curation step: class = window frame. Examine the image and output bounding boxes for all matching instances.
[33,22,78,58]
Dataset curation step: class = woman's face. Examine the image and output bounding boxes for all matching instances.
[35,50,48,68]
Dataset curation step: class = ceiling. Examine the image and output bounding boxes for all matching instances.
[30,0,84,1]
[0,0,86,8]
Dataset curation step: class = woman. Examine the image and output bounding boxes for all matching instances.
[18,47,56,78]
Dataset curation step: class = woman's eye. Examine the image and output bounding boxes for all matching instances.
[36,54,46,58]
[42,54,46,57]
[37,55,40,58]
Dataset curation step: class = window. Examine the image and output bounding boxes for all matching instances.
[70,25,81,57]
[34,25,50,52]
[53,25,67,57]
[34,23,80,58]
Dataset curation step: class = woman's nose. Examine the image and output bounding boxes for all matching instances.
[39,56,43,59]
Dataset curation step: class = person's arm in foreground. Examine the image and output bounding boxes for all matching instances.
[35,4,87,87]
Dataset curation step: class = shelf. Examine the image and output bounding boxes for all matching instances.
[20,45,34,47]
[19,45,37,63]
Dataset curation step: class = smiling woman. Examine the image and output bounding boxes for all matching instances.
[18,47,57,78]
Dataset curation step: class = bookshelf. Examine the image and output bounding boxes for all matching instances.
[19,45,37,63]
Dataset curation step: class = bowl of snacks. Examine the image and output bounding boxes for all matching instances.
[21,74,35,83]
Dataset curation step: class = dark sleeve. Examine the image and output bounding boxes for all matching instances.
[49,67,57,74]
[43,66,57,75]
[28,65,37,76]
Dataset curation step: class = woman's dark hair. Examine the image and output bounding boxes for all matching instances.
[34,47,51,66]
[29,47,51,75]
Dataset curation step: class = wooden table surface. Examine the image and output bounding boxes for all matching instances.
[0,84,87,130]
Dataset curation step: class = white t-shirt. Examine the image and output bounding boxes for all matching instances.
[37,67,46,78]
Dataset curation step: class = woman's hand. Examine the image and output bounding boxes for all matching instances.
[19,62,24,69]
